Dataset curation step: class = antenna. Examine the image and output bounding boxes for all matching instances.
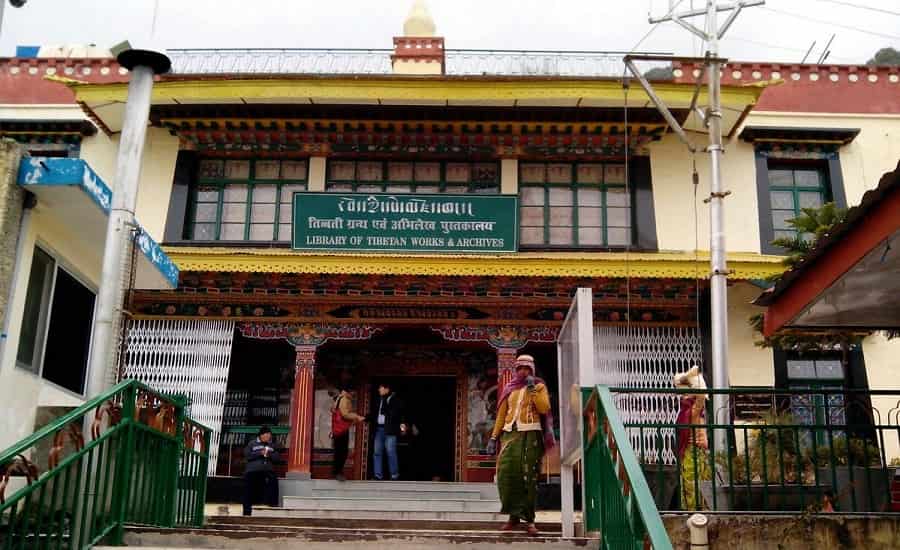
[817,33,836,64]
[801,40,817,63]
[629,0,766,455]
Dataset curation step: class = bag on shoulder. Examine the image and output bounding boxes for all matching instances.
[331,395,352,438]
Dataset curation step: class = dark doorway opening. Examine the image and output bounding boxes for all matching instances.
[369,376,456,481]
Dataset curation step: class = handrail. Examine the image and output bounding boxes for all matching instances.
[583,385,673,550]
[0,379,133,466]
[612,386,900,515]
[0,379,211,548]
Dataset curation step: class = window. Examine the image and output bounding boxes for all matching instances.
[16,247,96,395]
[786,355,846,446]
[519,162,631,247]
[767,163,830,241]
[189,159,309,242]
[326,160,499,194]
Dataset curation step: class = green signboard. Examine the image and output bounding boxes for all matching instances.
[292,193,518,253]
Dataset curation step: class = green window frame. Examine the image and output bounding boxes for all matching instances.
[325,160,499,194]
[767,162,830,242]
[189,158,309,242]
[519,162,632,248]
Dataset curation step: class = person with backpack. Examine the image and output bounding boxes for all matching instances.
[331,384,366,481]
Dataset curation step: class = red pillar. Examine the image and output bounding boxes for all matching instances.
[288,344,317,478]
[496,347,519,398]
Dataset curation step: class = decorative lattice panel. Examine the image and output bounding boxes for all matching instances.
[595,325,702,465]
[122,319,235,475]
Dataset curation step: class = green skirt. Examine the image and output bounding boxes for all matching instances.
[497,430,544,523]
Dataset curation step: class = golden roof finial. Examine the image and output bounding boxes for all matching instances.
[403,0,436,37]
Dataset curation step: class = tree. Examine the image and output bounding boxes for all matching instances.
[866,47,900,66]
[643,67,674,80]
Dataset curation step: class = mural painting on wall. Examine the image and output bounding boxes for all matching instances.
[467,356,498,456]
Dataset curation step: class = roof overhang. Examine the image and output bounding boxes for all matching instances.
[62,76,763,138]
[161,246,784,280]
[17,157,179,289]
[738,126,860,146]
[759,161,900,335]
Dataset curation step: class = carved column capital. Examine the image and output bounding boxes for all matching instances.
[293,344,317,376]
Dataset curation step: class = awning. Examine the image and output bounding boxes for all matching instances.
[17,157,179,289]
[756,161,900,334]
[60,75,763,138]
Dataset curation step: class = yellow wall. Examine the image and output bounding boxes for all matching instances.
[727,282,774,387]
[745,112,900,206]
[647,133,762,254]
[859,333,900,462]
[79,127,180,241]
[0,206,101,449]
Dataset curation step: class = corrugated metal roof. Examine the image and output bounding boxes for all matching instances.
[167,48,671,78]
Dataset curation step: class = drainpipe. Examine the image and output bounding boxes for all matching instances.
[84,45,170,398]
[687,513,709,549]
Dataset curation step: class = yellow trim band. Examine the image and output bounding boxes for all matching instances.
[162,247,785,280]
[70,77,762,107]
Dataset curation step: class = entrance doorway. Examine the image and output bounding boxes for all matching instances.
[369,376,456,481]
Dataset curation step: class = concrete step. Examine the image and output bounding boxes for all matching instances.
[206,514,563,533]
[310,486,484,500]
[102,523,592,549]
[281,479,499,500]
[253,506,508,522]
[311,488,482,500]
[281,495,502,513]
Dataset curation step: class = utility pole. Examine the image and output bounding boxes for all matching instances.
[625,0,764,453]
[85,44,171,398]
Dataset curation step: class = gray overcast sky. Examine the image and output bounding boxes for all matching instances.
[1,1,898,65]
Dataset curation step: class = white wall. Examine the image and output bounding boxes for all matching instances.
[0,206,101,450]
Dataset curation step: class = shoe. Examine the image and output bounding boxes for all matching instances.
[335,474,346,482]
[501,518,520,532]
[525,524,539,537]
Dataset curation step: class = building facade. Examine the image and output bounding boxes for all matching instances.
[1,6,899,480]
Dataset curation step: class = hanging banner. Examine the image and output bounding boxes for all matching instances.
[292,192,518,253]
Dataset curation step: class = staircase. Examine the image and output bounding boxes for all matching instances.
[93,480,592,549]
[277,479,505,521]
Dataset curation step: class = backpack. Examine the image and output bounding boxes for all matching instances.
[331,395,352,438]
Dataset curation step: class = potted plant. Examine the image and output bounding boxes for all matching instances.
[701,412,825,511]
[808,436,891,512]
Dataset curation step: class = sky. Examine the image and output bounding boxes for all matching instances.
[0,0,898,65]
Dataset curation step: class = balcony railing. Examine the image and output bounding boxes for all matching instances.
[167,48,672,78]
[611,387,900,514]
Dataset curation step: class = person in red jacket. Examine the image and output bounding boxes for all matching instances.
[331,384,366,481]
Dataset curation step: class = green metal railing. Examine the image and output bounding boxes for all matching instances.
[615,387,900,514]
[583,385,673,550]
[0,380,211,549]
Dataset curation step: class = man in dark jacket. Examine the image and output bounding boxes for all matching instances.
[369,382,406,480]
[242,426,281,516]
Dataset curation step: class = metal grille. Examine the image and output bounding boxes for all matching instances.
[167,48,671,77]
[122,319,236,474]
[595,325,702,465]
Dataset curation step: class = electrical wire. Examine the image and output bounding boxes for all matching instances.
[630,0,690,53]
[726,35,857,63]
[816,0,900,17]
[623,79,632,364]
[762,6,900,40]
[692,156,703,364]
